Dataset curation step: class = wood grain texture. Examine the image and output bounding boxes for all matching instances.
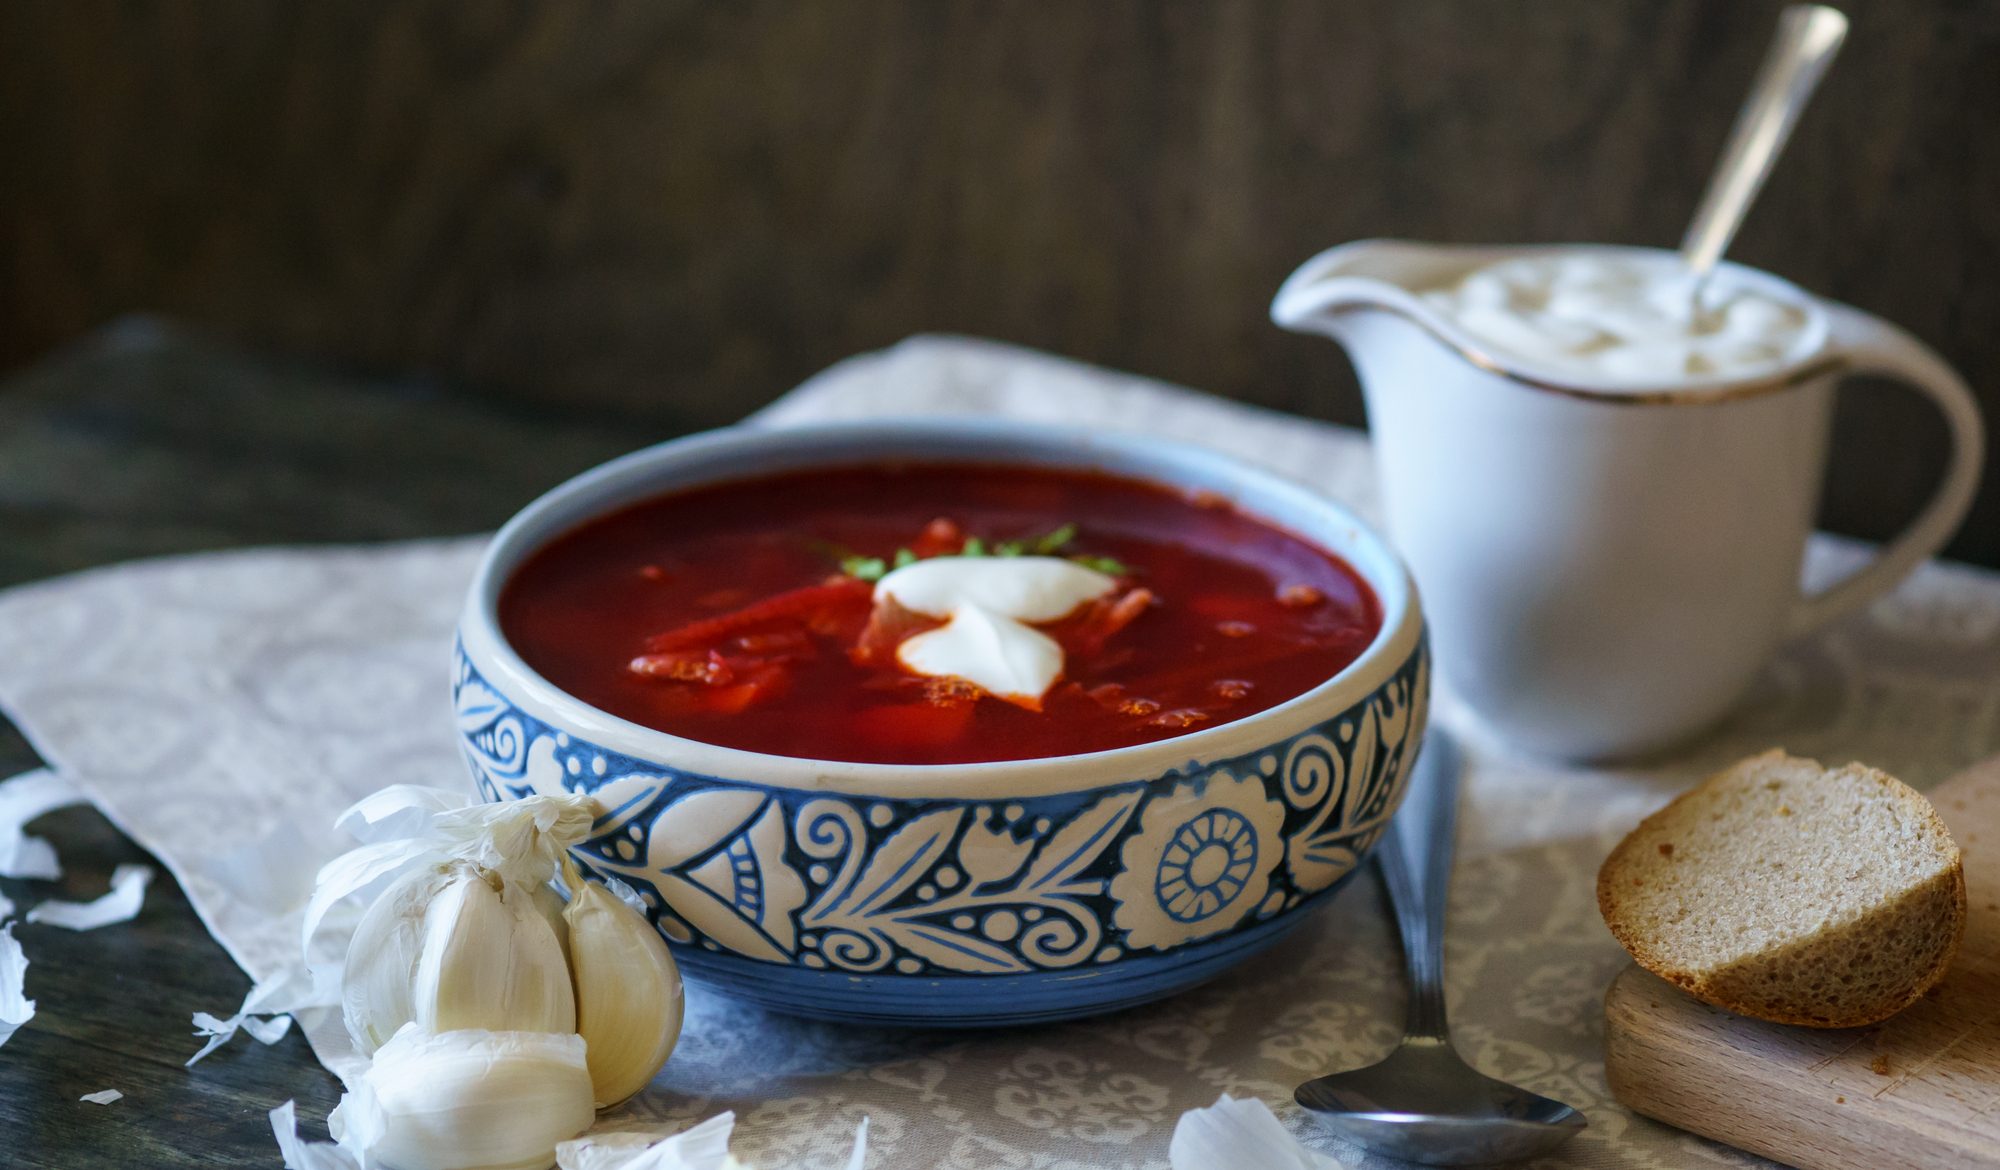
[1604,753,2000,1170]
[0,324,657,1168]
[0,1,1996,564]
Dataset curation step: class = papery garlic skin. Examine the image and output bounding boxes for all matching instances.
[553,1112,869,1170]
[563,879,683,1107]
[1168,1094,1340,1170]
[555,1112,734,1170]
[332,1026,594,1170]
[434,796,596,888]
[0,922,34,1049]
[413,866,574,1038]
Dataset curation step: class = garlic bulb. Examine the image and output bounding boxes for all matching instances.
[343,861,574,1056]
[563,878,684,1107]
[317,784,698,1161]
[331,1025,594,1170]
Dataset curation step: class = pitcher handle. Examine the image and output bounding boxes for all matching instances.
[1788,305,1985,637]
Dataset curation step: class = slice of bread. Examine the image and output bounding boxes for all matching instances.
[1598,749,1965,1028]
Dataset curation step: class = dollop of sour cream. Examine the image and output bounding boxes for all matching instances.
[1421,253,1813,384]
[876,557,1117,707]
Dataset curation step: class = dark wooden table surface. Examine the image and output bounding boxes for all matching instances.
[0,320,685,1167]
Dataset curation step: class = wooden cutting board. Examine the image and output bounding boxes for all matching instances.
[1604,753,2000,1170]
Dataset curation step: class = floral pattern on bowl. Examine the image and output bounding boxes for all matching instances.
[456,637,1426,1011]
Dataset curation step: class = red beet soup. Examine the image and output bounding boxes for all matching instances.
[499,462,1381,765]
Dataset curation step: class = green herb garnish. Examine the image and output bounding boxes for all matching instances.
[836,522,1124,580]
[1031,523,1078,555]
[990,522,1080,559]
[839,555,889,582]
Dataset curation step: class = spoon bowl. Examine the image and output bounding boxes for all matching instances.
[1296,1038,1586,1165]
[1293,732,1586,1165]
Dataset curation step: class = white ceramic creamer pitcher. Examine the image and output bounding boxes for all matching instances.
[1274,241,1985,760]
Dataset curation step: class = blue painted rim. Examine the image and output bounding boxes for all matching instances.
[456,419,1425,799]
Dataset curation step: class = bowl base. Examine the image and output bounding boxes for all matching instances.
[670,878,1355,1027]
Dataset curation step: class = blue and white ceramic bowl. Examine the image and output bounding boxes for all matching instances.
[455,421,1428,1025]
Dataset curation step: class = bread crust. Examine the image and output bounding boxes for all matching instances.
[1597,749,1966,1029]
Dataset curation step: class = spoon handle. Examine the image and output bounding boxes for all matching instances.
[1679,4,1848,278]
[1379,729,1463,1042]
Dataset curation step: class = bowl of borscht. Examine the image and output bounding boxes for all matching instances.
[455,420,1427,1025]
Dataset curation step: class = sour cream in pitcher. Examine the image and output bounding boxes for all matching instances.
[1421,252,1813,384]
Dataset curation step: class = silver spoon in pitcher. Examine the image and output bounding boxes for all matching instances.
[1293,731,1586,1165]
[1680,4,1849,314]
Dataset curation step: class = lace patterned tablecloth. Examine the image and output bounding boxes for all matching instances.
[3,335,1998,1170]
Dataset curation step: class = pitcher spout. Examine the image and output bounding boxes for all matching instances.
[1271,239,1482,341]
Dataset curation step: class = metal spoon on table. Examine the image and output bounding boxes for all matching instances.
[1679,4,1848,308]
[1294,731,1585,1165]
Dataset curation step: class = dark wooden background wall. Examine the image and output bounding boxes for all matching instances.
[3,0,1996,564]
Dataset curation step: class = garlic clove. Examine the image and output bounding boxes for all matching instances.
[332,1026,594,1170]
[529,880,571,965]
[563,880,684,1107]
[412,865,575,1038]
[343,863,453,1056]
